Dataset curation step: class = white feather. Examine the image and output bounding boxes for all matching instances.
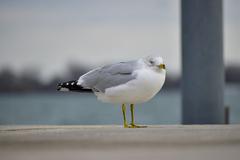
[95,59,166,104]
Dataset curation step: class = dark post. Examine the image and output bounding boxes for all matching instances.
[224,106,229,124]
[182,0,224,124]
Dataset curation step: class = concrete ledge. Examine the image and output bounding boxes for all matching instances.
[1,125,240,160]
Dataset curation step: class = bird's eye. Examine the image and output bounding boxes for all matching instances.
[149,60,154,65]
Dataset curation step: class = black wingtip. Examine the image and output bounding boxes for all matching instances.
[57,80,93,92]
[57,83,62,91]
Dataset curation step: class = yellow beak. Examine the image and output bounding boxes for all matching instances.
[158,64,166,69]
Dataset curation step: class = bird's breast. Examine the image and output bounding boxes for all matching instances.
[98,68,166,104]
[133,68,166,95]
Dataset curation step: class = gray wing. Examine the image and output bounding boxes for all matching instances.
[79,60,138,92]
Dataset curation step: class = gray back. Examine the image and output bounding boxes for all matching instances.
[80,60,138,92]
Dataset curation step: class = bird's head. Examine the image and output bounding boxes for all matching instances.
[144,55,166,71]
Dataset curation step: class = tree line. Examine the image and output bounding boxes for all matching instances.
[0,65,239,93]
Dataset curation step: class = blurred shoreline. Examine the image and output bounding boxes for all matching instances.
[0,65,239,93]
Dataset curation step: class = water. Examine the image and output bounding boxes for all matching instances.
[0,85,239,125]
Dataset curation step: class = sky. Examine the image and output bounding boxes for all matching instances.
[0,0,239,81]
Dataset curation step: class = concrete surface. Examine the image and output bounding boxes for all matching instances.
[0,125,240,160]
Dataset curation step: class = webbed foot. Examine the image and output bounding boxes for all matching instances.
[128,124,147,128]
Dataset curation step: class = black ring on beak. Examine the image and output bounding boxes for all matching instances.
[159,64,166,69]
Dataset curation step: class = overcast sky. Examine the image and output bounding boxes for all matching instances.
[0,0,239,81]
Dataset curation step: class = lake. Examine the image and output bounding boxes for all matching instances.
[0,85,239,125]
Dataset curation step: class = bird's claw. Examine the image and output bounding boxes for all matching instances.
[124,124,147,128]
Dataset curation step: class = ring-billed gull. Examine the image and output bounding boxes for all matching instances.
[57,55,166,128]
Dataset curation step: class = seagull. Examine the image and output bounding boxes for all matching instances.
[57,55,166,128]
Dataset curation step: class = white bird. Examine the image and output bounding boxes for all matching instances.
[57,55,166,128]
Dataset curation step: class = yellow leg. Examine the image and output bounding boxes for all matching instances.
[122,104,128,128]
[130,104,135,126]
[129,104,147,128]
